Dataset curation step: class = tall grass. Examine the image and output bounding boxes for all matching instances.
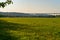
[0,18,60,40]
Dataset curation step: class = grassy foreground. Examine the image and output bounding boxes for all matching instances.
[0,18,60,40]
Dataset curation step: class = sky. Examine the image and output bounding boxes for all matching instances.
[0,0,60,13]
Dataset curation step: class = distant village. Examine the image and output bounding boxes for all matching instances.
[0,12,60,17]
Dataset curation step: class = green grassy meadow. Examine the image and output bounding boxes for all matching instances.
[0,18,60,40]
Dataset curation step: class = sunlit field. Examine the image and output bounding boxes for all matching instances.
[0,18,60,40]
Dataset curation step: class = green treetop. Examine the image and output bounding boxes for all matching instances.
[0,0,13,8]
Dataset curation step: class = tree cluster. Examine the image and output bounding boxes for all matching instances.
[0,0,13,8]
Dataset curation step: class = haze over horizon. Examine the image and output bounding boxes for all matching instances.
[0,0,60,13]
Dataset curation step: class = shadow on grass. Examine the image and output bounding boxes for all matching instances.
[0,20,29,40]
[1,20,60,40]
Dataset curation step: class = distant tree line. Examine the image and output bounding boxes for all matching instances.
[0,15,56,18]
[0,14,60,18]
